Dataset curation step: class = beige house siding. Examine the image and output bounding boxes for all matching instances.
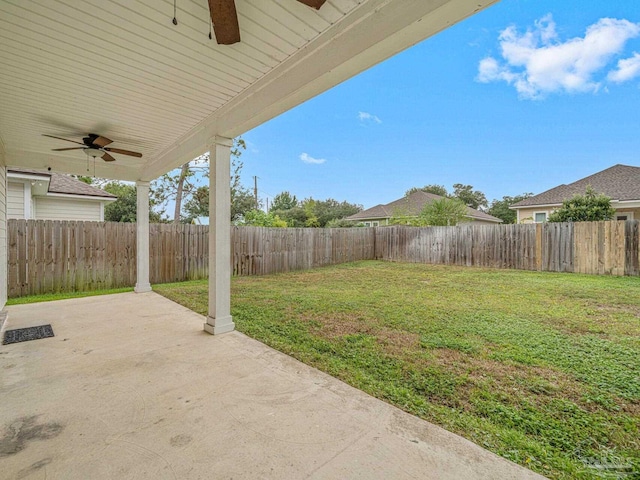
[7,181,25,219]
[35,197,101,221]
[360,218,388,226]
[0,164,7,312]
[612,208,640,220]
[516,207,554,224]
[516,206,640,223]
[469,218,500,225]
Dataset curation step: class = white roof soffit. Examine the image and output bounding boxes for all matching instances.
[0,0,499,182]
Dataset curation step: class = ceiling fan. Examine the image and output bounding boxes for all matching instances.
[207,0,326,45]
[43,134,143,162]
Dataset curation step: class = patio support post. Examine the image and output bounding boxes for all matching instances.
[135,181,152,293]
[204,136,234,335]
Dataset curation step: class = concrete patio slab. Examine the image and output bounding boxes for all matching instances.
[1,292,545,479]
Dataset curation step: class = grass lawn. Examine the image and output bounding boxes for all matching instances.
[6,287,134,306]
[153,261,639,479]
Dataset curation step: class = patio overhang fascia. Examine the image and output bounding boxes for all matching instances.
[140,0,500,181]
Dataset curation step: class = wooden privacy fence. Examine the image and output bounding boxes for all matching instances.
[6,221,374,297]
[374,221,639,275]
[232,226,374,275]
[6,219,640,297]
[7,220,210,298]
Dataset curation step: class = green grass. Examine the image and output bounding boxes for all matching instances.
[6,287,134,305]
[154,261,640,480]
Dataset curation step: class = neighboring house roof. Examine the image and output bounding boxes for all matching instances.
[346,191,502,223]
[512,164,640,208]
[8,168,116,199]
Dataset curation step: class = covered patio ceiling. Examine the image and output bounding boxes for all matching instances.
[0,0,499,182]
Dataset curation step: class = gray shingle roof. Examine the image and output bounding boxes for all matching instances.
[8,168,116,199]
[347,191,502,223]
[512,164,640,208]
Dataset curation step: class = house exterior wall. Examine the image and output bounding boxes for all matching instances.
[470,218,500,225]
[517,205,640,223]
[0,160,7,314]
[516,207,554,224]
[35,197,102,221]
[516,206,640,223]
[7,181,25,219]
[358,217,388,227]
[611,207,640,220]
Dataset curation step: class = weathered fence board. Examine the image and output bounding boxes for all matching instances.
[6,220,639,297]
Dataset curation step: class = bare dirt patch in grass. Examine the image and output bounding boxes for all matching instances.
[377,328,421,357]
[302,312,374,338]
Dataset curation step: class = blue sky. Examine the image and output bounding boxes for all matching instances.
[239,0,640,210]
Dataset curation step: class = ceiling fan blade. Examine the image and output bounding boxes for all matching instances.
[208,0,241,45]
[51,147,86,151]
[42,134,84,145]
[104,147,143,158]
[101,152,116,162]
[92,135,113,147]
[296,0,326,9]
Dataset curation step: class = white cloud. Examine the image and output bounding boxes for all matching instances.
[477,15,640,99]
[608,52,640,82]
[358,111,382,124]
[299,152,326,165]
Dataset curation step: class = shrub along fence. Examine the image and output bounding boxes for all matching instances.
[6,219,640,297]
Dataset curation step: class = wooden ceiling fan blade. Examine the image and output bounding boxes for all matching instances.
[92,135,113,147]
[42,134,84,145]
[51,147,85,151]
[101,152,116,162]
[208,0,241,45]
[104,147,143,158]
[296,0,326,9]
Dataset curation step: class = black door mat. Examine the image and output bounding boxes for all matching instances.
[3,325,54,345]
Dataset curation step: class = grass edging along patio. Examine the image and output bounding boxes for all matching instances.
[5,287,134,306]
[153,261,639,480]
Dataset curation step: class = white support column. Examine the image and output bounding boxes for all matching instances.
[135,181,152,293]
[204,136,234,335]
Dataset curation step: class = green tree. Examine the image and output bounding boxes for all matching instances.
[152,137,251,223]
[271,196,361,228]
[272,206,308,227]
[270,191,298,211]
[313,199,362,227]
[181,184,256,224]
[182,186,209,223]
[452,184,488,210]
[325,218,363,228]
[389,203,421,226]
[548,187,615,223]
[103,182,163,223]
[72,175,94,185]
[235,209,287,227]
[420,197,468,226]
[405,184,449,197]
[488,193,533,224]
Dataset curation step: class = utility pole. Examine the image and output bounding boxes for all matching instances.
[253,176,259,210]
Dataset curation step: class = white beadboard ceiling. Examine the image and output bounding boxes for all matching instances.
[0,0,499,181]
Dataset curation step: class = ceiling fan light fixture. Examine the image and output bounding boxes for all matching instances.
[84,147,103,158]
